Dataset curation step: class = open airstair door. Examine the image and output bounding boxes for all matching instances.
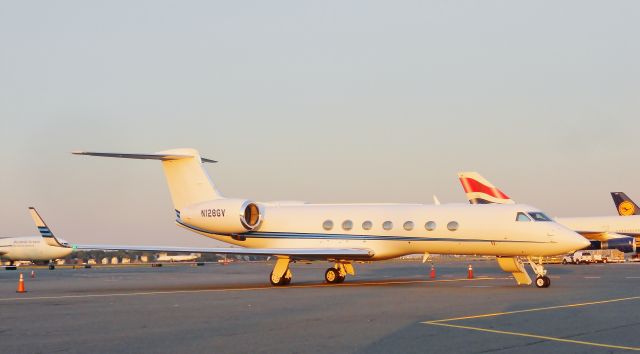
[497,257,532,285]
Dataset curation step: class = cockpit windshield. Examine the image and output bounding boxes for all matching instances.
[516,212,531,222]
[527,212,552,222]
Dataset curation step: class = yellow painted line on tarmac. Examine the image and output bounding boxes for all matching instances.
[426,322,640,351]
[0,276,505,302]
[423,296,640,351]
[426,296,640,323]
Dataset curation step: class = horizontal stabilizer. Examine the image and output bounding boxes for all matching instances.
[71,244,375,261]
[72,151,217,163]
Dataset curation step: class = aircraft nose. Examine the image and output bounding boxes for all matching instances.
[564,229,591,251]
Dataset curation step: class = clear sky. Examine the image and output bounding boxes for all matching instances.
[1,1,639,246]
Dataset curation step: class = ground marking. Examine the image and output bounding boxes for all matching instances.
[427,322,640,351]
[0,276,504,302]
[422,296,640,351]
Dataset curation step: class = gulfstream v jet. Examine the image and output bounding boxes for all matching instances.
[73,148,589,288]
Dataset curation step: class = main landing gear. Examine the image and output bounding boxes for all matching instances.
[324,268,345,284]
[269,257,292,286]
[267,258,356,286]
[528,257,550,288]
[324,263,354,284]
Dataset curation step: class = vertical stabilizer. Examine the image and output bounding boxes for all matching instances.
[611,192,640,216]
[458,172,515,204]
[29,207,66,247]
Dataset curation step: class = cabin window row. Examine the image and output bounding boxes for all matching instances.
[322,220,459,232]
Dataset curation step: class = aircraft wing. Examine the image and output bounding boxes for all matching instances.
[70,244,374,261]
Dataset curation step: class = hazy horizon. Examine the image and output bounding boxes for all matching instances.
[1,1,639,246]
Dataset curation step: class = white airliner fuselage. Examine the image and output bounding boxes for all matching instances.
[0,236,71,262]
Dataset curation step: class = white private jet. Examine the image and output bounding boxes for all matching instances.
[0,208,73,268]
[458,172,638,253]
[73,148,589,288]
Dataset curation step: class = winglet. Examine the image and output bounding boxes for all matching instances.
[458,172,515,204]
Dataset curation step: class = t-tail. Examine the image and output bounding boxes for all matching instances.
[29,207,67,247]
[458,172,515,204]
[611,192,640,216]
[72,148,223,212]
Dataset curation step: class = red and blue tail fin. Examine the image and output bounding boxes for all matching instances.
[611,192,640,216]
[458,172,515,204]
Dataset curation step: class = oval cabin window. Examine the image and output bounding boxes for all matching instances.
[322,220,334,231]
[447,221,459,231]
[383,221,393,230]
[342,220,353,231]
[403,221,414,231]
[425,221,436,231]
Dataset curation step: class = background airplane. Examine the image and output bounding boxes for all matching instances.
[0,207,72,269]
[458,172,638,254]
[611,192,640,216]
[73,148,589,288]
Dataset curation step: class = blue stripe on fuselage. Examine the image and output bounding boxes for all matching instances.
[176,221,547,244]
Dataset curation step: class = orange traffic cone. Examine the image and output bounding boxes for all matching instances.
[30,270,35,279]
[430,265,436,279]
[17,273,26,293]
[467,264,474,279]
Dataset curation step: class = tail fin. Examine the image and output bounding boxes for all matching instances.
[611,192,640,216]
[457,172,515,204]
[73,148,222,210]
[29,207,66,247]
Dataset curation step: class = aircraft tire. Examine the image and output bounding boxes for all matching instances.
[269,271,289,286]
[325,268,340,283]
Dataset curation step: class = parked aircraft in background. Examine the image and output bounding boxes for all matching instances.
[0,208,72,268]
[611,192,640,216]
[73,148,589,288]
[458,172,637,254]
[156,252,201,262]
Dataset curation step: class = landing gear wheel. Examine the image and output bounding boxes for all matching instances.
[535,276,550,288]
[336,274,346,283]
[325,268,340,284]
[270,270,291,286]
[282,269,292,285]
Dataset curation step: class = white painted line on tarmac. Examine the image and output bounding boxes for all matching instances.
[583,276,601,279]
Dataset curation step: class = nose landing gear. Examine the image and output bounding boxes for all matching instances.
[528,257,550,288]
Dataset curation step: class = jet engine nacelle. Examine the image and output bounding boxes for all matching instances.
[588,234,636,253]
[180,199,262,234]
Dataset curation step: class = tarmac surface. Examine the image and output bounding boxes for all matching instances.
[1,260,639,353]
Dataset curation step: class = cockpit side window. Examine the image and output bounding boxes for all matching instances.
[516,212,531,222]
[527,212,552,222]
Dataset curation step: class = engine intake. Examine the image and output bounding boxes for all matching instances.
[181,199,263,234]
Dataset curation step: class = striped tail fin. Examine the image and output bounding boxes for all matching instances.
[611,192,640,216]
[458,172,515,204]
[28,207,66,247]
